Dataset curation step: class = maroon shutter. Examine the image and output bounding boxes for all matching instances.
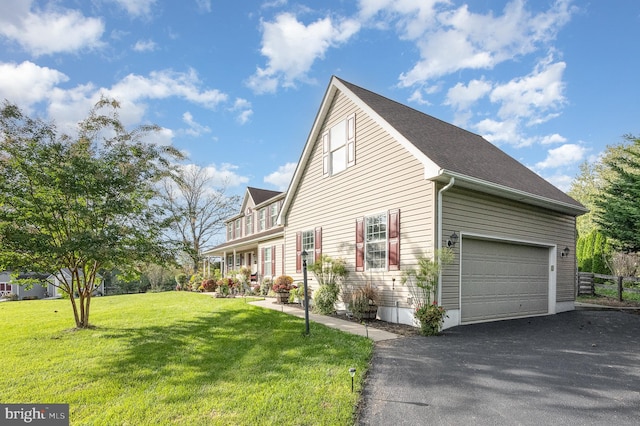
[315,227,322,262]
[271,245,276,276]
[356,217,364,272]
[260,247,265,276]
[296,232,302,273]
[388,209,400,271]
[281,244,285,276]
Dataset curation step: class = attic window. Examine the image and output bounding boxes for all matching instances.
[323,113,355,177]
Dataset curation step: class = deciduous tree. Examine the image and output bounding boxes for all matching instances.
[0,99,182,328]
[161,165,239,274]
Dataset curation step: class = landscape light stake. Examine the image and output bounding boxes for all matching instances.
[302,250,310,335]
[349,368,356,392]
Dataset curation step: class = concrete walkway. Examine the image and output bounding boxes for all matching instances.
[248,298,400,342]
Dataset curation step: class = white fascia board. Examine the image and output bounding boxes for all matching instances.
[434,170,588,216]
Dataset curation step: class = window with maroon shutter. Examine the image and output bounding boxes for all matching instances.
[356,217,364,272]
[296,232,302,273]
[388,209,400,270]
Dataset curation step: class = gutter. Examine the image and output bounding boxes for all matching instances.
[436,177,455,304]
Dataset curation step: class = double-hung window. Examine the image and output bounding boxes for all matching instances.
[270,204,278,227]
[263,247,272,276]
[227,223,233,240]
[365,213,387,270]
[302,230,315,266]
[258,209,266,231]
[245,214,252,235]
[322,114,355,177]
[356,209,400,272]
[235,219,241,239]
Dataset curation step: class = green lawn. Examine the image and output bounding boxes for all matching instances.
[0,292,373,425]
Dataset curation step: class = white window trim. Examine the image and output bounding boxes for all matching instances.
[322,113,356,177]
[302,230,315,265]
[365,211,388,271]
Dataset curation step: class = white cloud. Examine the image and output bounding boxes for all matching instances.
[106,68,228,111]
[182,111,211,137]
[247,12,360,93]
[44,68,228,131]
[445,79,492,110]
[0,1,104,56]
[394,0,574,86]
[133,39,157,52]
[264,162,297,191]
[358,0,442,38]
[110,0,157,17]
[540,133,566,145]
[490,59,566,123]
[229,98,253,124]
[540,173,573,192]
[0,61,68,110]
[475,118,521,145]
[535,143,586,169]
[195,0,212,13]
[202,163,249,188]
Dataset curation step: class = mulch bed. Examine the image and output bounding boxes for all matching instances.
[285,302,420,336]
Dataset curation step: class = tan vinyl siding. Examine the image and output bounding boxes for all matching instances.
[441,187,577,309]
[285,90,436,308]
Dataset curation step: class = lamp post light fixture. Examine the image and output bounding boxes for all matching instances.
[301,249,310,335]
[349,368,356,392]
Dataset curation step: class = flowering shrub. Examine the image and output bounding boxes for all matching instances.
[272,275,294,292]
[414,302,447,336]
[199,279,217,292]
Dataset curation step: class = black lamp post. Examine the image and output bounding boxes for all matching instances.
[301,249,310,335]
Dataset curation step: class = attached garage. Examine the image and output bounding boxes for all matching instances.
[460,238,550,323]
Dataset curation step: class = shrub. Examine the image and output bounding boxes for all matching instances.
[313,283,340,315]
[260,277,272,296]
[414,302,447,336]
[199,279,217,292]
[346,283,379,320]
[1,292,18,301]
[272,275,294,292]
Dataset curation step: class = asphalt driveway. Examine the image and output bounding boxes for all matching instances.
[358,310,640,425]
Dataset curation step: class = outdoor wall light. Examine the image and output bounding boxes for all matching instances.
[561,246,570,258]
[447,231,459,247]
[349,368,356,392]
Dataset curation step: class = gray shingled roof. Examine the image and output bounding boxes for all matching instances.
[247,187,282,206]
[336,77,584,210]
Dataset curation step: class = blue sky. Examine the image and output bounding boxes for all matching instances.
[1,0,639,196]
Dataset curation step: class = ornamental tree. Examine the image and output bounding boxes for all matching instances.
[0,99,182,328]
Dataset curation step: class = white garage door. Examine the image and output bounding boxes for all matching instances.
[461,238,549,323]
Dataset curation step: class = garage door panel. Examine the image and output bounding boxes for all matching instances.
[462,238,549,323]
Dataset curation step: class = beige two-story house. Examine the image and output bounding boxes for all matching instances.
[212,187,285,279]
[206,76,586,329]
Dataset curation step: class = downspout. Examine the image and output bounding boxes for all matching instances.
[436,177,455,304]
